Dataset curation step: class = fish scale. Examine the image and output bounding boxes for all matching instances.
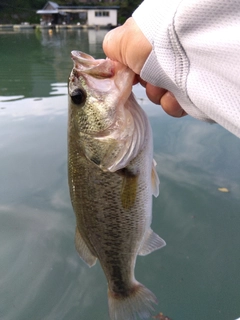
[68,50,166,320]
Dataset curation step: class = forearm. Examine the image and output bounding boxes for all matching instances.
[133,0,240,137]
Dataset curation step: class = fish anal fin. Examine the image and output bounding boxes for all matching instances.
[75,227,97,267]
[138,228,166,256]
[151,159,160,197]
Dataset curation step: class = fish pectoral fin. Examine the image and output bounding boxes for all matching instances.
[75,227,97,267]
[151,159,160,197]
[138,228,166,256]
[119,168,139,210]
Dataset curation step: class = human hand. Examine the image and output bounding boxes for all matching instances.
[103,18,187,117]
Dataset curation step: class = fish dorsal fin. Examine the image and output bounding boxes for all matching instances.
[138,228,166,256]
[151,159,160,197]
[75,227,97,267]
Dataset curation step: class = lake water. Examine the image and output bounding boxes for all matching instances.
[0,28,240,320]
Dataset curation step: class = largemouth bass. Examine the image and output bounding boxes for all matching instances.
[68,51,166,320]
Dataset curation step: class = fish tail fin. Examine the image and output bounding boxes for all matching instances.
[108,281,157,320]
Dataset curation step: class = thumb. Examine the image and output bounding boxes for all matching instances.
[103,18,152,75]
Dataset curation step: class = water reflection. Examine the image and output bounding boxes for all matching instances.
[0,95,24,102]
[0,205,106,320]
[0,30,240,320]
[0,29,106,98]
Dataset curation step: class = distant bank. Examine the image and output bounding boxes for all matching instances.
[0,23,115,31]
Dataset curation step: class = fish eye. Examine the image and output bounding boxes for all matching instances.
[71,89,86,106]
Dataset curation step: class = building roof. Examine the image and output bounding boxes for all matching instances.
[37,1,119,14]
[42,1,59,10]
[37,10,58,14]
[58,6,119,10]
[46,1,59,9]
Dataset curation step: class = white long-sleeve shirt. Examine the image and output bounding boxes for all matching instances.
[133,0,240,138]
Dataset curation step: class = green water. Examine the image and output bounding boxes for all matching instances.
[0,29,240,320]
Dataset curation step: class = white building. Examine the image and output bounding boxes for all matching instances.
[85,9,117,27]
[37,1,119,27]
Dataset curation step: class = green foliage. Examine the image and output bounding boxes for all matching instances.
[0,0,46,23]
[116,0,142,24]
[0,0,143,24]
[29,0,47,9]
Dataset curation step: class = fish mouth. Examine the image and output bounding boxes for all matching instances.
[71,51,98,69]
[71,51,114,78]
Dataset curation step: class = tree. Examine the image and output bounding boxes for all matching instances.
[0,0,143,24]
[117,0,142,24]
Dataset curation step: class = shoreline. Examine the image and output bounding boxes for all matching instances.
[0,24,115,31]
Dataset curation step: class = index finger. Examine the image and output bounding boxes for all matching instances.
[103,18,152,74]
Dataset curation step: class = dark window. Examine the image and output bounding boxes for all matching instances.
[95,11,109,17]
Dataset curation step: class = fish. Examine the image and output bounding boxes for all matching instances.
[68,50,166,320]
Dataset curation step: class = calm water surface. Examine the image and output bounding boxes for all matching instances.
[0,29,240,320]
